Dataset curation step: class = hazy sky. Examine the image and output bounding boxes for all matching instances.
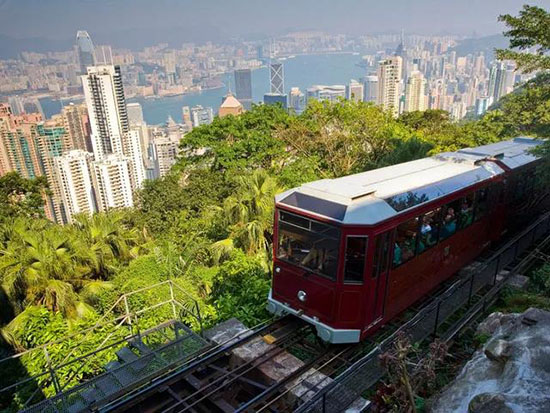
[0,0,546,47]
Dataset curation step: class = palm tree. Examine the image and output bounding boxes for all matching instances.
[212,170,281,264]
[71,211,146,278]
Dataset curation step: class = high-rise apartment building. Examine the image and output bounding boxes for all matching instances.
[288,87,306,115]
[182,106,192,130]
[234,69,252,110]
[191,105,214,127]
[377,56,403,116]
[363,75,379,103]
[82,65,130,160]
[151,135,180,178]
[404,71,427,112]
[92,155,134,211]
[125,128,147,190]
[54,150,96,223]
[126,103,144,125]
[270,62,284,95]
[488,61,516,102]
[61,103,91,152]
[346,80,364,103]
[75,31,95,74]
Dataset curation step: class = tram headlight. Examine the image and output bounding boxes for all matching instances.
[297,290,307,302]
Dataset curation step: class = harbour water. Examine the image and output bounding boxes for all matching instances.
[40,53,368,125]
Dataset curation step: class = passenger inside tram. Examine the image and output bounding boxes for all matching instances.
[441,207,457,239]
[458,198,474,229]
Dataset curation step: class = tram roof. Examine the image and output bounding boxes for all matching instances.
[276,137,543,225]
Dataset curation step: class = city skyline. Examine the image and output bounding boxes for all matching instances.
[0,0,546,55]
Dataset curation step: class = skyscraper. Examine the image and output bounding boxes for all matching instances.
[288,87,306,115]
[263,93,287,108]
[307,85,346,103]
[346,80,364,103]
[270,62,284,95]
[125,128,147,190]
[404,71,427,112]
[54,150,96,223]
[61,103,91,152]
[75,31,95,74]
[151,135,181,178]
[489,61,516,102]
[82,65,129,160]
[234,69,252,110]
[377,56,403,117]
[363,75,379,103]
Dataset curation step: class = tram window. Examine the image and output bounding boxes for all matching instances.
[277,211,341,280]
[457,193,475,230]
[344,236,367,284]
[475,188,490,221]
[393,217,418,267]
[440,201,459,240]
[418,208,440,254]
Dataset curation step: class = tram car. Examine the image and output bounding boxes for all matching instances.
[267,137,544,343]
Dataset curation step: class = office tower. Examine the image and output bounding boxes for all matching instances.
[92,154,134,210]
[125,127,147,190]
[263,93,287,108]
[7,96,24,115]
[256,45,265,61]
[127,102,144,125]
[151,135,180,178]
[219,94,244,117]
[270,62,284,94]
[95,45,113,65]
[288,87,306,115]
[182,106,193,130]
[190,106,214,127]
[61,103,91,152]
[377,56,403,117]
[363,75,379,103]
[346,80,364,103]
[82,65,129,160]
[234,69,253,110]
[75,31,95,74]
[307,85,346,103]
[54,150,96,223]
[404,71,427,112]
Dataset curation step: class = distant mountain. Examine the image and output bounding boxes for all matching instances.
[450,34,508,59]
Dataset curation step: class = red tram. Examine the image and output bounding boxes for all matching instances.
[267,137,543,343]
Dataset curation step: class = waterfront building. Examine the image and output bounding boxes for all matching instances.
[127,102,144,125]
[288,87,306,115]
[377,56,403,116]
[54,150,96,223]
[191,105,214,127]
[362,75,379,103]
[219,94,244,117]
[307,85,346,103]
[404,70,427,112]
[234,69,253,110]
[75,30,96,74]
[263,93,287,109]
[346,80,364,103]
[270,62,285,95]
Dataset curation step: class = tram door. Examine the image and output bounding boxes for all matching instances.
[368,231,392,325]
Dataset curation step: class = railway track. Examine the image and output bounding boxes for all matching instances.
[32,213,549,413]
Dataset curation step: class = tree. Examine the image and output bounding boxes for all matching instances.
[212,170,281,264]
[0,173,48,222]
[495,5,550,73]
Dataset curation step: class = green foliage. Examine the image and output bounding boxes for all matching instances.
[210,251,271,327]
[0,172,48,222]
[529,263,550,295]
[496,5,550,72]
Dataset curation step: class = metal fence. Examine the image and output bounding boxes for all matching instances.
[296,212,550,413]
[0,280,205,411]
